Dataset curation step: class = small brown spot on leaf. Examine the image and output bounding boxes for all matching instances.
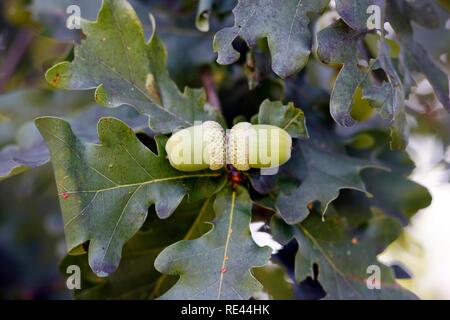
[51,73,61,87]
[146,74,162,104]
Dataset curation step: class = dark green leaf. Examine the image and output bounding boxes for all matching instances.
[35,116,224,276]
[317,19,408,147]
[272,212,418,299]
[276,140,383,224]
[362,169,432,222]
[344,129,432,223]
[213,0,329,78]
[60,198,215,299]
[257,99,308,139]
[45,0,222,134]
[155,186,272,299]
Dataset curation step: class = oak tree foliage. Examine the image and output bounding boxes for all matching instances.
[2,0,448,299]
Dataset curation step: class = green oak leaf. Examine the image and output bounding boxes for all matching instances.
[340,129,431,224]
[213,0,329,78]
[32,0,218,85]
[362,169,432,222]
[35,116,224,277]
[366,44,407,149]
[272,212,418,299]
[155,186,272,300]
[247,99,308,195]
[257,99,309,139]
[348,128,431,218]
[45,0,222,134]
[276,140,382,224]
[317,19,408,148]
[317,19,375,128]
[255,103,383,224]
[60,198,215,299]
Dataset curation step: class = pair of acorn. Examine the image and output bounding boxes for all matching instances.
[166,121,292,172]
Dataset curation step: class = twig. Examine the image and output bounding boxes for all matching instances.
[0,29,35,92]
[200,66,222,112]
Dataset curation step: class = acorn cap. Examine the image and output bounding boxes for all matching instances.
[227,122,292,170]
[202,121,225,170]
[227,122,252,171]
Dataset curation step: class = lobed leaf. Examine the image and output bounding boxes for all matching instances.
[36,116,225,276]
[213,0,329,78]
[256,103,383,224]
[60,199,215,299]
[155,186,272,300]
[257,99,309,139]
[272,212,418,299]
[45,0,222,134]
[316,18,408,147]
[276,140,382,224]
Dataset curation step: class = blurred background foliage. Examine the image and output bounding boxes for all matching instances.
[0,0,449,299]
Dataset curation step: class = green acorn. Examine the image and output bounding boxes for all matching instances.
[166,121,292,172]
[165,121,225,172]
[227,122,292,171]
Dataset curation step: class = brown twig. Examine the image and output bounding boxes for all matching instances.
[200,65,222,112]
[0,29,35,92]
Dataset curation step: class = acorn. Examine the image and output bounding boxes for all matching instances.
[227,122,292,171]
[165,121,226,171]
[165,121,292,172]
